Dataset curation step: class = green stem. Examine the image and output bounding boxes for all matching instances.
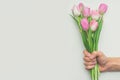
[90,38,99,80]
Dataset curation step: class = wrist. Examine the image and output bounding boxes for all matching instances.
[104,57,113,71]
[99,57,113,72]
[104,57,120,71]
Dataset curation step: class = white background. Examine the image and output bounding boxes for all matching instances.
[0,0,120,80]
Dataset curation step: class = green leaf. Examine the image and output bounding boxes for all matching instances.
[70,14,82,32]
[70,15,78,23]
[88,29,93,52]
[94,18,103,50]
[81,31,90,51]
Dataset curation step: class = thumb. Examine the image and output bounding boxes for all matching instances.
[90,51,107,65]
[90,51,103,59]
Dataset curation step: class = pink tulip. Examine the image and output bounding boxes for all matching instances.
[81,18,89,31]
[83,7,90,17]
[72,5,81,16]
[91,10,100,20]
[78,3,84,12]
[72,3,84,16]
[99,3,108,14]
[90,20,98,31]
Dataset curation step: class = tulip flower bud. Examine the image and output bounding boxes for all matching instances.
[72,3,84,17]
[83,7,90,17]
[72,5,81,16]
[99,3,108,14]
[91,10,100,20]
[90,20,98,31]
[81,18,89,31]
[78,3,84,12]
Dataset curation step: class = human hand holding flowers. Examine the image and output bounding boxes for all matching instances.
[83,50,120,72]
[83,50,108,72]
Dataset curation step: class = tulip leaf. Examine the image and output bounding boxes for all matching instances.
[70,15,82,32]
[94,18,103,50]
[70,15,78,23]
[81,31,90,51]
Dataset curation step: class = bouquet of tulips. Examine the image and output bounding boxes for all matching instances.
[71,2,108,80]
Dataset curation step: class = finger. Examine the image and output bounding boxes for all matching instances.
[83,50,91,57]
[86,65,95,70]
[83,57,91,62]
[84,57,96,62]
[84,61,96,66]
[92,58,97,62]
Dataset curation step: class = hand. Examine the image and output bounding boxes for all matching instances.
[83,50,108,72]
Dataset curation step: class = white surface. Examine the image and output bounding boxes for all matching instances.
[0,0,120,80]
